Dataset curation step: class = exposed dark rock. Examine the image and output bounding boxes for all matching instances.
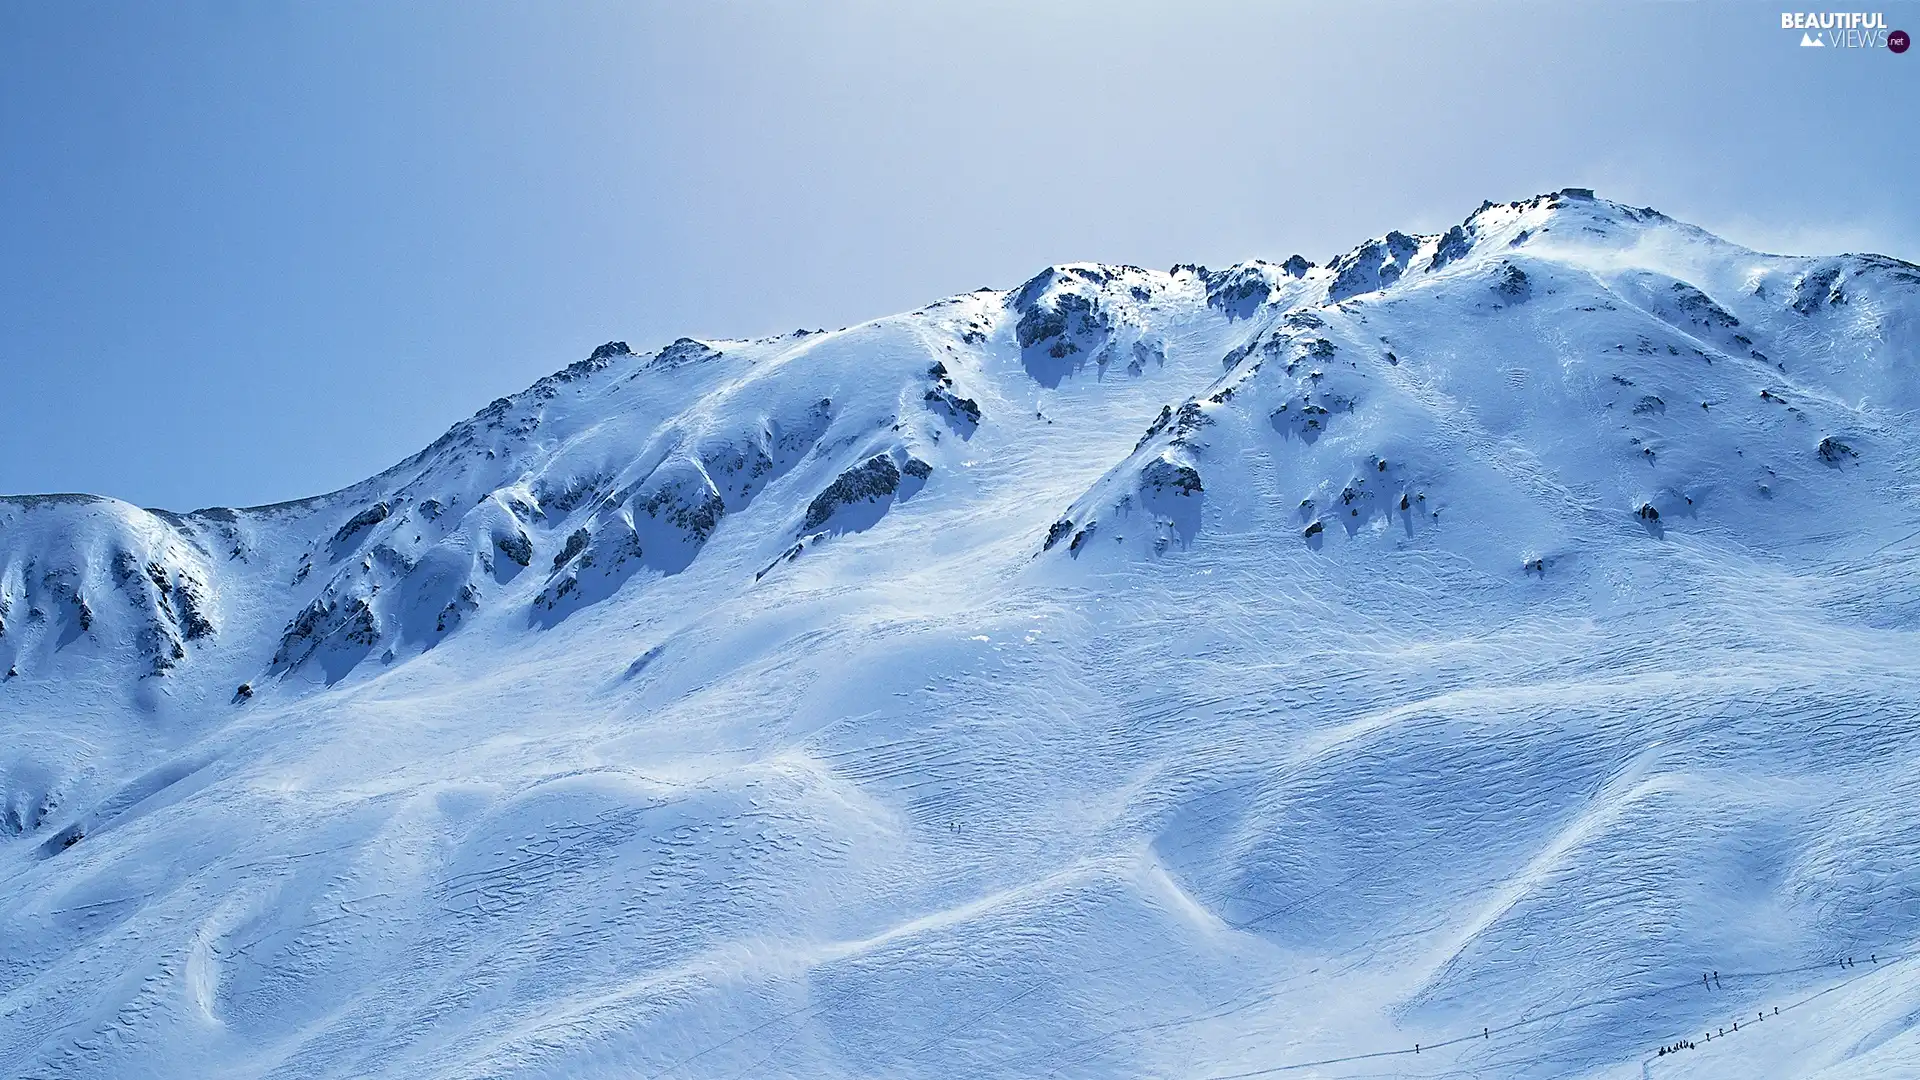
[699,439,777,510]
[1817,436,1858,463]
[1017,293,1093,355]
[278,599,334,657]
[1495,264,1531,302]
[1140,458,1203,497]
[1204,265,1276,318]
[1136,405,1175,451]
[553,527,590,572]
[136,623,187,675]
[536,475,611,516]
[1044,519,1075,551]
[494,530,532,568]
[1170,402,1211,445]
[804,455,903,530]
[1008,270,1132,386]
[1328,231,1419,302]
[1790,265,1845,315]
[534,347,627,396]
[175,576,214,639]
[1428,226,1473,271]
[0,778,56,836]
[336,599,377,646]
[331,503,392,548]
[1271,392,1354,442]
[925,387,982,428]
[650,338,721,369]
[534,528,644,612]
[1220,339,1257,372]
[272,592,381,671]
[639,478,726,544]
[1010,265,1125,310]
[754,540,807,581]
[437,583,481,632]
[1670,282,1739,328]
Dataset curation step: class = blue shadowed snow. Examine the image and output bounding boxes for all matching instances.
[2,193,1920,1079]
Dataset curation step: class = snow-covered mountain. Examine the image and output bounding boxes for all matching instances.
[5,189,1920,1079]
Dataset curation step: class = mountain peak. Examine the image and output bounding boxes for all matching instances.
[3,190,1919,1080]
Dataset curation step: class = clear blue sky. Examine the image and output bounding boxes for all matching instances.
[4,1,1916,510]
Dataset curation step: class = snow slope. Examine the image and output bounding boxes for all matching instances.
[4,189,1920,1079]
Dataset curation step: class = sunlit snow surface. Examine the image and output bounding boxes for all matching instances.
[4,191,1920,1078]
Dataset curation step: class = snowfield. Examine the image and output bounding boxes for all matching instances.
[3,189,1920,1078]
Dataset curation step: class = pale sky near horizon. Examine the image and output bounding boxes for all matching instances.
[4,1,1917,510]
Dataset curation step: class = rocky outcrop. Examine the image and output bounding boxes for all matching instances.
[1007,264,1159,387]
[1140,458,1202,497]
[1790,265,1846,316]
[1327,231,1420,302]
[496,529,534,568]
[330,502,392,550]
[649,337,721,369]
[804,455,904,531]
[924,362,982,433]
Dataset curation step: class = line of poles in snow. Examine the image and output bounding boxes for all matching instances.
[1206,949,1910,1078]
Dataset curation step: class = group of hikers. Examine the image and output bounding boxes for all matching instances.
[1658,969,1803,1056]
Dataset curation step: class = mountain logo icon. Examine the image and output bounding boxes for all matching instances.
[1800,31,1825,46]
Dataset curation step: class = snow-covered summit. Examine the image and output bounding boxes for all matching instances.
[4,192,1920,1080]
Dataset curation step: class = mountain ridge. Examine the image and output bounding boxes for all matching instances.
[4,188,1920,1079]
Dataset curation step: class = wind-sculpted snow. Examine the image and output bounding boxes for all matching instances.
[4,191,1920,1080]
